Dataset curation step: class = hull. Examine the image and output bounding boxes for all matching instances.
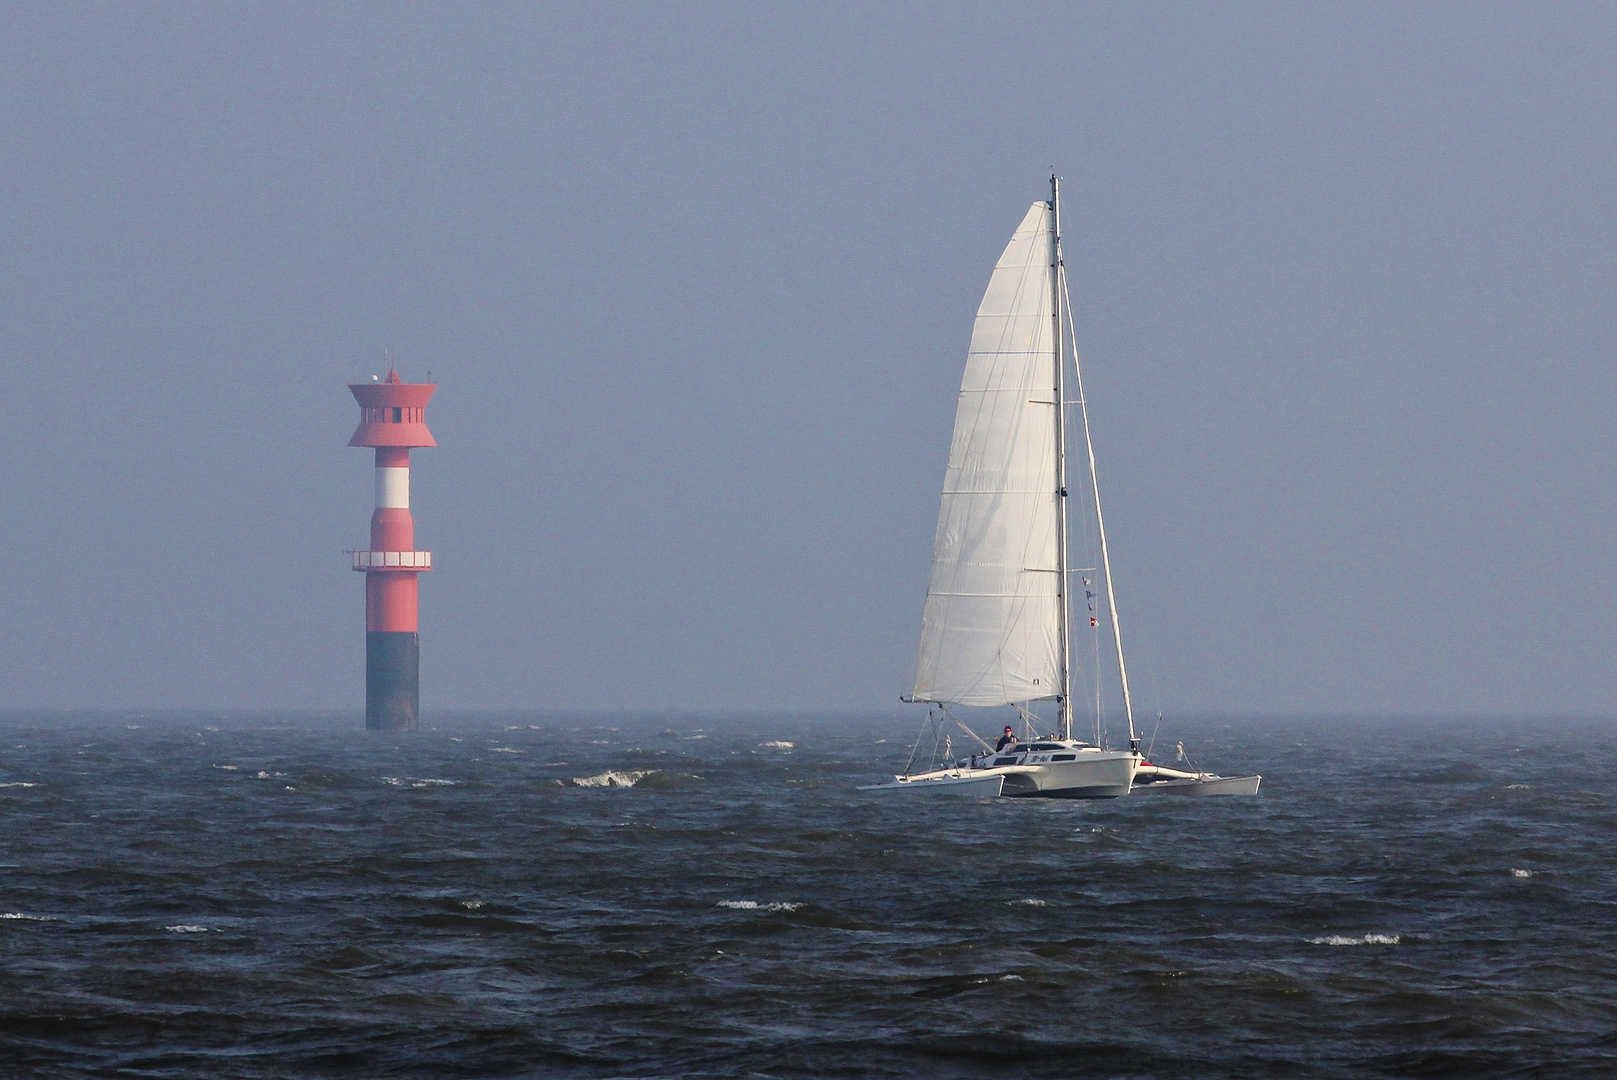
[999,751,1138,799]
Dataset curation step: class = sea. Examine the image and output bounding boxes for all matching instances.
[0,711,1613,1079]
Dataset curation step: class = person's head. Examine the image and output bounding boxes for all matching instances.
[1003,726,1014,736]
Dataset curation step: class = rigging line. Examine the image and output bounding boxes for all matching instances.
[938,704,993,757]
[1013,701,1040,741]
[1125,602,1167,731]
[1064,423,1107,745]
[1070,466,1108,745]
[1058,234,1137,748]
[902,711,931,777]
[955,720,994,754]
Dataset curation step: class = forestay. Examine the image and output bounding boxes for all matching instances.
[912,202,1062,707]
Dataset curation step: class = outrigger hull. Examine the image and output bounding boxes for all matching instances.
[1132,762,1261,796]
[1134,774,1262,796]
[859,773,1006,796]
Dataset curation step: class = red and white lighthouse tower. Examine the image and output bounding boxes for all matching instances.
[347,368,436,731]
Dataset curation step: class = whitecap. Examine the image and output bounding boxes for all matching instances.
[490,747,522,754]
[164,925,215,933]
[383,776,460,788]
[1007,898,1048,907]
[1507,783,1531,790]
[716,900,802,912]
[1000,974,1024,981]
[1309,934,1399,946]
[0,782,38,788]
[1511,869,1536,878]
[256,771,271,779]
[0,912,57,921]
[459,899,484,910]
[213,765,238,771]
[571,770,653,788]
[762,741,795,749]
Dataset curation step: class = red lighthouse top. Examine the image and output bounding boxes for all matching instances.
[348,368,437,447]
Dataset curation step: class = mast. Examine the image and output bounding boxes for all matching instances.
[1051,175,1073,740]
[1060,260,1139,751]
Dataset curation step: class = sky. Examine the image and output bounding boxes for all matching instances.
[0,2,1612,716]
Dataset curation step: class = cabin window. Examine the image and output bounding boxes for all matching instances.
[993,757,1018,766]
[392,407,402,423]
[1052,754,1076,761]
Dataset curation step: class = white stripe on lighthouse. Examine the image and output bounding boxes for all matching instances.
[376,466,410,509]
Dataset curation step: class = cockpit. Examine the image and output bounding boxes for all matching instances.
[959,738,1100,770]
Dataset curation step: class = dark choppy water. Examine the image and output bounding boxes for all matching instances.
[1,712,1614,1078]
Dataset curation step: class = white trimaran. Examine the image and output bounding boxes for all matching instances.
[868,177,1259,799]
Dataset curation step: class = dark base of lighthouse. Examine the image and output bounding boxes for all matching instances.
[366,631,419,731]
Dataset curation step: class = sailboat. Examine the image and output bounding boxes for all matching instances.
[867,177,1259,799]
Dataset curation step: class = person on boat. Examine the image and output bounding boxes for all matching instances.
[995,726,1018,752]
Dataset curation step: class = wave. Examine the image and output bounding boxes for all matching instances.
[1409,762,1490,784]
[0,782,38,788]
[382,777,461,788]
[717,900,802,912]
[0,912,57,921]
[164,925,215,933]
[1511,869,1536,878]
[1007,898,1048,907]
[762,741,795,749]
[571,770,654,788]
[1309,934,1399,946]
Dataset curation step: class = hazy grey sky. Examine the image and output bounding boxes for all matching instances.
[0,3,1612,714]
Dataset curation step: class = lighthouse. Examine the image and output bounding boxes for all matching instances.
[347,368,436,731]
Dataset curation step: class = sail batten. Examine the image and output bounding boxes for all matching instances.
[911,202,1063,708]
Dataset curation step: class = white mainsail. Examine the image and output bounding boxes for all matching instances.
[912,202,1062,707]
